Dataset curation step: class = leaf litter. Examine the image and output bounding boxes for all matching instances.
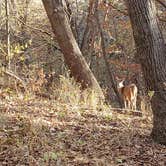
[0,98,166,166]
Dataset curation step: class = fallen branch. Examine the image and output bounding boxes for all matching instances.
[2,69,27,92]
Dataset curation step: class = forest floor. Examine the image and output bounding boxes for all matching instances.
[0,97,166,166]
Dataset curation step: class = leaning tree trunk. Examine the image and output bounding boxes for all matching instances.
[42,0,104,99]
[126,0,166,144]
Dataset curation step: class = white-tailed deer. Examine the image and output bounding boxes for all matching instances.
[117,79,138,110]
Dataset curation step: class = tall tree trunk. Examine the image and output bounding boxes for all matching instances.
[65,0,78,40]
[81,0,96,55]
[21,0,31,32]
[5,0,11,70]
[42,0,104,99]
[0,1,2,16]
[95,0,123,107]
[126,0,166,144]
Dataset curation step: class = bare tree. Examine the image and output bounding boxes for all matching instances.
[81,0,96,55]
[95,0,123,107]
[42,0,104,99]
[0,1,2,16]
[20,0,31,32]
[126,0,166,144]
[5,0,11,70]
[65,0,78,40]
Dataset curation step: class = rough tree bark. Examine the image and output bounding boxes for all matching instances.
[81,0,96,55]
[95,0,123,107]
[5,0,11,70]
[126,0,166,144]
[42,0,104,99]
[65,0,78,40]
[0,1,2,16]
[21,0,31,31]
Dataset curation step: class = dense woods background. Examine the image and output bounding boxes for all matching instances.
[0,0,166,165]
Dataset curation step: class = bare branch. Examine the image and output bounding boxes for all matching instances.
[109,1,166,22]
[2,69,27,91]
[156,0,166,9]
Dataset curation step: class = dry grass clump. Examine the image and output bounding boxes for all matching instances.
[53,75,106,112]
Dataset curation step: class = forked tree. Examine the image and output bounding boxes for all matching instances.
[126,0,166,144]
[42,0,104,99]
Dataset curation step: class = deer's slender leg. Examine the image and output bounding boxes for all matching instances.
[128,100,131,110]
[131,100,134,110]
[133,98,137,110]
[124,100,127,109]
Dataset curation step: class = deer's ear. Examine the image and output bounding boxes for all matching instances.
[116,76,120,81]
